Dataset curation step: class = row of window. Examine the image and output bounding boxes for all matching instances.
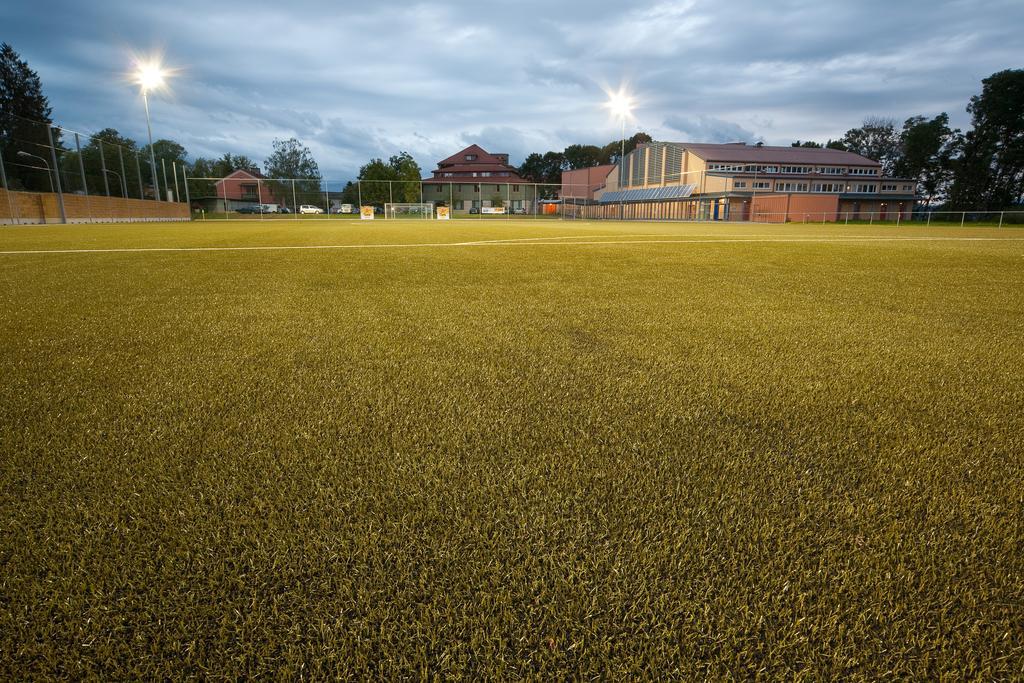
[706,163,881,176]
[434,184,522,193]
[732,180,912,193]
[450,199,528,209]
[440,171,513,178]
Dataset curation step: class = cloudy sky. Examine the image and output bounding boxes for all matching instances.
[4,0,1020,179]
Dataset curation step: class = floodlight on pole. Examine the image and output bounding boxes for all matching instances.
[133,59,168,201]
[603,87,635,220]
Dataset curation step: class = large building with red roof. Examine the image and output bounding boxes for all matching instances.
[584,141,917,222]
[422,144,537,213]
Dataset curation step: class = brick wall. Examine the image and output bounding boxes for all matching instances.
[0,188,190,224]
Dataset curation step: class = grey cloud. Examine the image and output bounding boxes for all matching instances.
[662,115,760,144]
[4,0,1021,179]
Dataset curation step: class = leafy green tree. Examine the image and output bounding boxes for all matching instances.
[840,117,901,175]
[947,69,1024,210]
[141,139,187,167]
[264,138,320,208]
[894,114,960,207]
[0,42,59,191]
[389,151,423,202]
[791,140,823,148]
[563,144,603,169]
[354,152,423,206]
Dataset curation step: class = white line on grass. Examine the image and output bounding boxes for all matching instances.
[1,235,1023,256]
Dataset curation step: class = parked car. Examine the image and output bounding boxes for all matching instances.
[236,205,260,214]
[469,207,480,214]
[512,207,527,215]
[279,207,292,214]
[299,205,324,214]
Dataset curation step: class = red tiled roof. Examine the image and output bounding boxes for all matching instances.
[437,144,511,168]
[681,143,879,166]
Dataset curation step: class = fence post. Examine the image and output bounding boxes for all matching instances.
[172,161,181,205]
[222,175,230,220]
[118,146,128,198]
[99,140,110,197]
[0,148,19,225]
[961,211,965,228]
[182,166,191,214]
[357,179,362,210]
[896,210,901,228]
[161,159,170,201]
[256,177,264,222]
[46,125,67,224]
[73,133,92,223]
[135,153,144,199]
[927,211,931,227]
[291,179,297,221]
[999,211,1004,228]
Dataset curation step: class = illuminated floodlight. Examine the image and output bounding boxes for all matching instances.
[134,60,167,92]
[604,88,635,121]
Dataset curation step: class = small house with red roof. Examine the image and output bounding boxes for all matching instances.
[192,169,286,213]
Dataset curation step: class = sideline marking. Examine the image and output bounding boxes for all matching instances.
[1,235,1023,256]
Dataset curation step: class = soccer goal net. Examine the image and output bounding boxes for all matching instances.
[384,203,434,219]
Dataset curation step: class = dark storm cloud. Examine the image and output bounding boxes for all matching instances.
[3,0,1020,178]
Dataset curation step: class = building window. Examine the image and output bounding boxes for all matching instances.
[480,172,491,177]
[776,182,808,192]
[465,154,477,161]
[851,184,877,193]
[881,184,897,191]
[819,167,845,175]
[812,182,843,193]
[734,181,747,188]
[495,184,501,191]
[752,181,771,190]
[474,184,480,192]
[849,167,878,176]
[512,185,519,191]
[437,185,443,193]
[903,184,913,191]
[780,166,812,174]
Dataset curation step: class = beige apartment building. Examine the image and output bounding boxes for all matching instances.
[584,142,917,222]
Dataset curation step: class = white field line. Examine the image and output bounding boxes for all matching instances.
[1,235,1023,256]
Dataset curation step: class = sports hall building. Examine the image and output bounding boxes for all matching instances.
[575,142,917,222]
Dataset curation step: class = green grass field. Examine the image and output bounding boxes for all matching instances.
[1,219,1022,678]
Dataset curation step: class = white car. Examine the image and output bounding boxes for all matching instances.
[299,205,324,214]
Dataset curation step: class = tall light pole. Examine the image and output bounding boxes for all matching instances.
[604,88,634,221]
[134,61,167,201]
[17,151,54,192]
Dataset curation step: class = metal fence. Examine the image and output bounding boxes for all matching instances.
[751,210,1024,226]
[0,112,189,223]
[183,177,591,220]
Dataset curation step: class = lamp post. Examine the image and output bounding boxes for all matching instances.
[17,151,54,192]
[604,88,634,221]
[104,169,123,196]
[134,61,167,200]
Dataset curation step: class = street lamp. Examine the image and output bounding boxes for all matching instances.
[133,60,167,200]
[104,168,123,197]
[17,151,54,193]
[604,87,635,220]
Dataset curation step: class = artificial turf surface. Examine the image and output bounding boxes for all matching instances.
[1,219,1022,678]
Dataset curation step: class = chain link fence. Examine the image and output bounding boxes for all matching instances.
[1,113,189,223]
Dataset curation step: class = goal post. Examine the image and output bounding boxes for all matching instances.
[384,203,434,220]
